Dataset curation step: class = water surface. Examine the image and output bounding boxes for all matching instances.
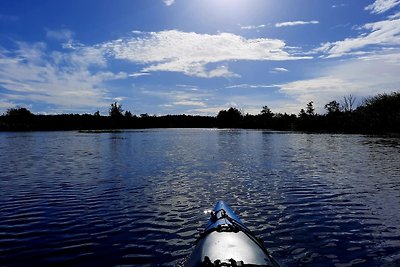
[0,129,399,266]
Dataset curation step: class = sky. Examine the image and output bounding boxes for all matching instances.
[0,0,399,116]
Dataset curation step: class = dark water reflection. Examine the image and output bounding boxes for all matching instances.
[0,129,400,266]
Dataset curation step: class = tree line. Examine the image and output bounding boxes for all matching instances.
[1,92,399,134]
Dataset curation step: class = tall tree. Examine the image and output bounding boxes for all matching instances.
[324,100,341,114]
[306,101,315,116]
[109,102,123,118]
[260,105,273,118]
[342,94,356,112]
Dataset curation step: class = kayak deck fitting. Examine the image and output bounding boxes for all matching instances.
[185,201,280,267]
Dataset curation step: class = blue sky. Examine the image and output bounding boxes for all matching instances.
[0,0,399,115]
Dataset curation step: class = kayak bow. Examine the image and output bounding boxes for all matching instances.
[185,201,280,267]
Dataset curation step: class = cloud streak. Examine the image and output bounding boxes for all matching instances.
[46,29,74,41]
[365,0,400,14]
[240,24,267,30]
[316,17,400,58]
[275,20,319,27]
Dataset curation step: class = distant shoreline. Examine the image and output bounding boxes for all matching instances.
[1,92,399,135]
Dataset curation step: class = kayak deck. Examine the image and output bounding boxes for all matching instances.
[185,201,280,267]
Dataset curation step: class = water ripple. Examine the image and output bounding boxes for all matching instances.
[1,130,400,266]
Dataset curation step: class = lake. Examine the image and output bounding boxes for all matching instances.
[0,129,400,266]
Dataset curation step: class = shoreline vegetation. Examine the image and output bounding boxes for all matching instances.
[1,91,399,135]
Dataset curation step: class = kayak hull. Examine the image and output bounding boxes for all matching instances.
[185,231,271,266]
[185,201,279,267]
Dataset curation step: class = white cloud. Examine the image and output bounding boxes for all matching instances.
[173,100,207,107]
[0,42,126,111]
[278,50,400,112]
[163,0,175,6]
[275,20,319,27]
[129,72,150,78]
[226,84,278,89]
[317,18,400,57]
[240,24,266,30]
[271,67,289,73]
[365,0,400,14]
[102,30,309,78]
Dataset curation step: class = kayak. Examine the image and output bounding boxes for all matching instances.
[185,201,281,267]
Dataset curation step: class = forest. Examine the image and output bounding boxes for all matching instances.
[1,91,399,135]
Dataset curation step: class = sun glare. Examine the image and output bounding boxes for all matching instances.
[191,0,264,24]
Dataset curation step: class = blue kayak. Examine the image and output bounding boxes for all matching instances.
[185,201,281,267]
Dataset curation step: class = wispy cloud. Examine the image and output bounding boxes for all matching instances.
[271,67,289,73]
[163,0,175,6]
[102,30,309,78]
[275,20,319,27]
[240,24,267,30]
[365,0,400,14]
[129,72,151,78]
[332,4,347,8]
[141,88,211,110]
[0,41,126,111]
[278,51,400,112]
[317,18,400,58]
[46,29,74,41]
[226,84,278,89]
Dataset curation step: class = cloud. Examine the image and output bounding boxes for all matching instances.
[365,0,400,14]
[271,67,289,73]
[0,99,15,110]
[129,72,150,78]
[0,41,126,111]
[173,100,207,107]
[102,30,309,78]
[140,88,212,110]
[388,11,400,18]
[226,84,278,89]
[240,24,267,30]
[317,18,400,57]
[163,0,175,6]
[275,20,319,27]
[278,50,400,112]
[332,4,347,8]
[46,29,74,41]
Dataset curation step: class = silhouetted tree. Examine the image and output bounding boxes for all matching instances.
[4,107,35,130]
[94,110,100,116]
[324,100,341,114]
[124,111,133,118]
[109,102,123,118]
[299,108,307,119]
[342,94,356,112]
[356,92,400,133]
[306,101,315,116]
[260,105,273,118]
[217,107,243,127]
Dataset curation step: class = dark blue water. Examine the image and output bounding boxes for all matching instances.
[0,129,400,266]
